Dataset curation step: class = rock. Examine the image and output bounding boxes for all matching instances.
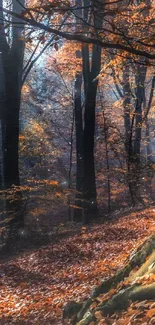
[63,301,83,319]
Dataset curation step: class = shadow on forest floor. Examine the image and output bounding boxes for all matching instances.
[0,225,83,261]
[0,203,154,261]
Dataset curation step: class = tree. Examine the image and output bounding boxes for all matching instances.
[83,40,102,222]
[110,58,154,204]
[74,0,84,221]
[0,0,24,188]
[0,1,154,322]
[1,1,154,222]
[74,0,103,223]
[0,0,25,233]
[1,0,154,59]
[0,0,65,234]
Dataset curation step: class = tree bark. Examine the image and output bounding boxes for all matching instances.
[122,64,131,156]
[83,57,101,222]
[74,0,103,223]
[74,71,84,221]
[133,65,147,161]
[73,0,84,222]
[0,0,25,234]
[82,0,103,223]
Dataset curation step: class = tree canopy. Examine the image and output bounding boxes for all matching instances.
[1,0,155,60]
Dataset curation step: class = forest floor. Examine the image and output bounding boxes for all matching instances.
[0,206,155,325]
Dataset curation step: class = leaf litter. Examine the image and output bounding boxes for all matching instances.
[0,207,155,324]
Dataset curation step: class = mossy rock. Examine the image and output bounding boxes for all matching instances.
[63,301,83,319]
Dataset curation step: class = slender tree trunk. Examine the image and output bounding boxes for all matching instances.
[0,52,5,188]
[133,0,151,161]
[102,110,111,213]
[83,45,102,223]
[3,72,24,234]
[144,76,155,162]
[4,67,21,187]
[133,65,147,161]
[122,64,131,155]
[82,0,103,223]
[3,70,23,231]
[4,0,24,184]
[74,0,103,223]
[73,0,84,221]
[74,72,84,221]
[145,119,152,162]
[127,65,147,205]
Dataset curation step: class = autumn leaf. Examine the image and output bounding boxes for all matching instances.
[95,310,103,320]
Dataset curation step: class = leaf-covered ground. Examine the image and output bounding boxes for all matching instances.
[0,207,155,325]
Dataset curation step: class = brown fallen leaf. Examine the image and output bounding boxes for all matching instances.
[95,310,103,320]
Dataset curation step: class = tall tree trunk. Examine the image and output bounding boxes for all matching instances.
[145,119,152,162]
[4,64,21,188]
[82,0,103,223]
[0,0,25,234]
[74,71,84,221]
[83,44,102,223]
[133,65,147,161]
[74,0,103,223]
[122,64,131,156]
[127,64,147,205]
[0,52,5,187]
[4,0,24,186]
[73,0,84,221]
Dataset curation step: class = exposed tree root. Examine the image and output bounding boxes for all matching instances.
[73,283,155,325]
[63,234,155,324]
[97,283,155,315]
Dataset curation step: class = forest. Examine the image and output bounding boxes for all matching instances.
[0,0,155,324]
